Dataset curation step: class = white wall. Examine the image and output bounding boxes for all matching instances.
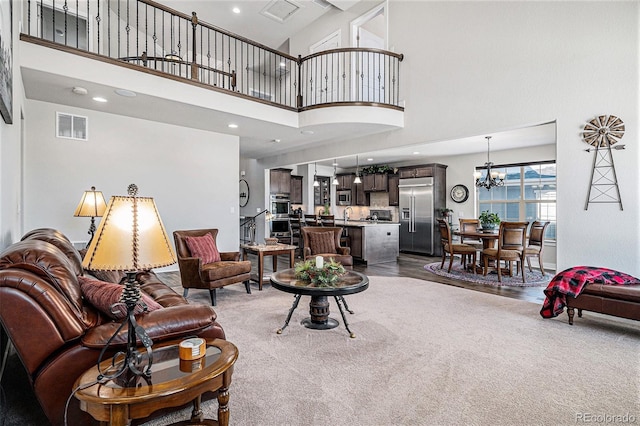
[24,100,240,270]
[281,1,639,276]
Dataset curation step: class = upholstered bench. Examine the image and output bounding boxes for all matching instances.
[566,283,640,325]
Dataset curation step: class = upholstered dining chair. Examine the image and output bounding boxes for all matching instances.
[173,229,252,305]
[524,221,550,275]
[301,226,353,268]
[481,221,529,283]
[437,219,477,273]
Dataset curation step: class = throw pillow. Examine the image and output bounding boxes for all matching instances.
[79,275,162,320]
[307,232,337,255]
[185,233,221,264]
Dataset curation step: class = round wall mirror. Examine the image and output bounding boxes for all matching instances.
[239,179,250,207]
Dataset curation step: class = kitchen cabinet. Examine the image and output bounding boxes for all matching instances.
[346,226,362,259]
[398,165,433,179]
[341,222,399,264]
[353,180,369,206]
[362,173,388,192]
[314,176,330,206]
[335,173,354,190]
[270,168,292,194]
[290,175,303,204]
[388,174,399,206]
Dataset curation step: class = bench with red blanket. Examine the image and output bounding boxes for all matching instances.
[540,266,640,324]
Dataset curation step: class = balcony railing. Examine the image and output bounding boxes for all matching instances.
[23,0,403,111]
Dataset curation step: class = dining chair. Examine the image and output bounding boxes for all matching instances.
[304,214,319,226]
[320,215,335,226]
[437,219,477,274]
[289,213,304,257]
[524,221,550,275]
[459,218,482,264]
[481,221,529,283]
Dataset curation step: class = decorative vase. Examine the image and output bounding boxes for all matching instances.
[481,223,497,231]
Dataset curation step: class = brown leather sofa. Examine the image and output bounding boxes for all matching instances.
[0,228,226,425]
[566,283,640,325]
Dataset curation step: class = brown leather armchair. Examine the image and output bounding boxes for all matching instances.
[0,228,225,425]
[173,229,252,306]
[301,226,353,268]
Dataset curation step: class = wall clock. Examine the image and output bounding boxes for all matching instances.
[239,179,250,207]
[450,184,469,203]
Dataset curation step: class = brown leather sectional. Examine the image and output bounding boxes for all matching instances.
[566,283,640,325]
[0,228,226,425]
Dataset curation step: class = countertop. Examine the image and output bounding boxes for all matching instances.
[334,219,400,227]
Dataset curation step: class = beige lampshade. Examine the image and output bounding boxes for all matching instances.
[74,186,107,218]
[82,191,176,271]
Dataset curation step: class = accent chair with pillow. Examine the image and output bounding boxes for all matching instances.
[301,226,353,268]
[173,228,252,305]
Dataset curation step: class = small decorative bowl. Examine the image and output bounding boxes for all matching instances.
[264,238,279,246]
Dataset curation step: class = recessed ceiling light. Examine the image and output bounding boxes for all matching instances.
[301,130,314,135]
[92,96,108,103]
[228,123,238,128]
[232,7,241,13]
[273,139,281,143]
[72,86,88,95]
[413,151,420,155]
[367,158,374,162]
[114,88,137,97]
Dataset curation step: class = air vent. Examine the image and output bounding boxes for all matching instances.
[56,112,88,140]
[260,0,301,23]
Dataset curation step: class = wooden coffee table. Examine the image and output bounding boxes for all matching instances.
[74,338,238,426]
[270,269,369,338]
[241,243,296,290]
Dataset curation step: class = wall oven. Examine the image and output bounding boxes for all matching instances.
[270,218,290,238]
[270,194,290,219]
[337,190,352,206]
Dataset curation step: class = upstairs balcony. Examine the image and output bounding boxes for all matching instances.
[21,0,404,125]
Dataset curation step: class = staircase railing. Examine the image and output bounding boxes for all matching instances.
[23,0,403,111]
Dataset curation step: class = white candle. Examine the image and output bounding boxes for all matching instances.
[315,256,324,269]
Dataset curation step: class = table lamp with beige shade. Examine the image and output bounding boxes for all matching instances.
[73,186,107,245]
[82,184,176,384]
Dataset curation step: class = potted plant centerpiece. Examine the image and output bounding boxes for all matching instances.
[479,210,500,231]
[438,207,454,219]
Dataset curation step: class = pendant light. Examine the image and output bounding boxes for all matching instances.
[353,155,362,184]
[313,163,320,187]
[474,136,506,190]
[332,160,339,185]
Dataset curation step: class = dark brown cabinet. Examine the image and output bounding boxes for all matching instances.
[346,227,363,259]
[362,173,388,192]
[388,174,399,206]
[270,168,292,194]
[398,166,433,179]
[314,176,331,206]
[335,173,354,190]
[353,180,369,206]
[290,175,303,204]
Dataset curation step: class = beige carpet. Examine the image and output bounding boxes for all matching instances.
[141,277,639,426]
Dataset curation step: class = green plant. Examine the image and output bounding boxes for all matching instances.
[479,210,501,225]
[361,164,394,174]
[294,258,346,287]
[438,207,454,216]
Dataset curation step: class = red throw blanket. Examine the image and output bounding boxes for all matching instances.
[540,266,640,318]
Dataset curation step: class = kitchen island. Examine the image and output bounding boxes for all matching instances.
[335,219,400,264]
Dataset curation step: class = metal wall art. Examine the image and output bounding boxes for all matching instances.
[582,115,625,210]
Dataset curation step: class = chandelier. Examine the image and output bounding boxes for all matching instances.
[474,136,505,190]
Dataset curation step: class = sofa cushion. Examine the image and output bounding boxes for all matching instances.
[185,233,221,264]
[78,276,162,320]
[307,232,337,255]
[201,260,251,281]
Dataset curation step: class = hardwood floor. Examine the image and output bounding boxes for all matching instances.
[161,253,548,304]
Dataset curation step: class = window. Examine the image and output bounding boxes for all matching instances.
[476,162,556,240]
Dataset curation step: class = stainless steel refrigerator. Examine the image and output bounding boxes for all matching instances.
[399,177,435,254]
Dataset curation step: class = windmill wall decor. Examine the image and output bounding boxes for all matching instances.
[582,115,625,211]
